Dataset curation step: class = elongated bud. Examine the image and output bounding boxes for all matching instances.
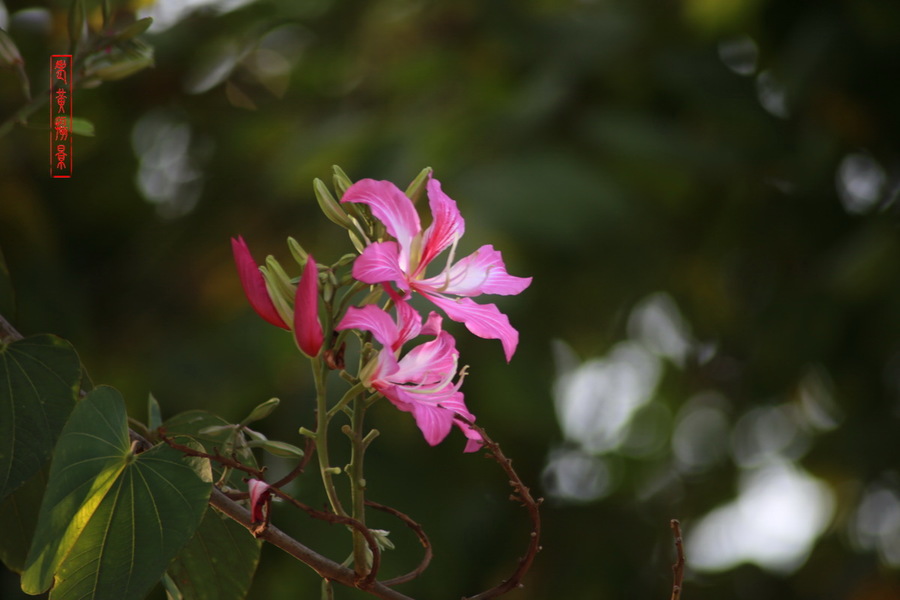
[259,265,294,328]
[332,165,354,197]
[113,16,154,43]
[293,254,323,357]
[264,255,296,303]
[405,166,432,205]
[241,397,280,425]
[287,236,308,267]
[84,39,153,82]
[314,178,355,229]
[231,236,289,329]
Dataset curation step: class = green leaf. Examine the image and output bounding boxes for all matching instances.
[21,386,212,599]
[70,117,95,137]
[246,439,305,459]
[0,466,47,573]
[165,507,261,600]
[0,334,81,503]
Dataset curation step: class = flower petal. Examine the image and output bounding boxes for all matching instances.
[247,479,272,523]
[408,400,456,446]
[232,236,289,329]
[342,179,420,264]
[352,242,410,291]
[418,245,532,297]
[337,304,401,349]
[293,254,323,357]
[418,176,465,271]
[424,294,520,362]
[392,331,458,384]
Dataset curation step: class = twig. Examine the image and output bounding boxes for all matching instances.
[670,519,685,600]
[270,435,317,488]
[208,487,415,600]
[366,499,433,586]
[268,487,382,589]
[457,418,542,600]
[160,432,266,479]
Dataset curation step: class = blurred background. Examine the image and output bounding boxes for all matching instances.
[2,0,900,598]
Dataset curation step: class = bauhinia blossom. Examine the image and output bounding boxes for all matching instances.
[341,175,531,361]
[231,236,323,357]
[337,302,482,452]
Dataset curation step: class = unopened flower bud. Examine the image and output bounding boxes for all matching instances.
[404,166,432,205]
[314,178,354,229]
[287,236,308,267]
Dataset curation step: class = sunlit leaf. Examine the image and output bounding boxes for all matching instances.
[165,507,261,600]
[21,386,212,599]
[0,334,81,503]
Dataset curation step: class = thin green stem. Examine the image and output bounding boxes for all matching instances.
[327,380,367,420]
[312,357,346,516]
[348,392,370,573]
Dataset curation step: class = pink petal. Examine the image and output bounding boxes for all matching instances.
[231,236,289,330]
[342,179,420,266]
[424,294,520,362]
[420,311,444,337]
[352,242,410,291]
[393,300,424,348]
[418,176,465,272]
[247,479,272,523]
[408,401,456,446]
[294,254,323,357]
[458,423,484,453]
[419,245,532,297]
[337,305,402,349]
[391,331,458,384]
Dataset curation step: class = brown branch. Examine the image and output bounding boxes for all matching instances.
[366,499,433,586]
[207,487,415,600]
[270,435,317,488]
[456,418,542,600]
[670,519,685,600]
[160,431,266,479]
[268,486,383,590]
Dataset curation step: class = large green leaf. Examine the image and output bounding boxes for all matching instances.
[165,508,261,600]
[21,386,212,600]
[0,334,81,503]
[161,410,262,600]
[0,466,47,573]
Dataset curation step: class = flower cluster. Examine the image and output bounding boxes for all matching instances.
[232,171,530,451]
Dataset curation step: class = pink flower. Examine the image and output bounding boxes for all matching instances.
[341,175,531,361]
[337,302,482,452]
[247,478,273,523]
[231,236,323,357]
